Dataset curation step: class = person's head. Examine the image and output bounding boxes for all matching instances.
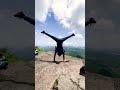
[57,51,63,56]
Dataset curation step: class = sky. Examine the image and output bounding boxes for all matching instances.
[0,0,34,59]
[86,0,120,50]
[35,0,85,47]
[0,0,34,49]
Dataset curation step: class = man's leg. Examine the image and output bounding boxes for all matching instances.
[41,31,58,42]
[14,11,35,25]
[62,34,75,42]
[23,16,35,25]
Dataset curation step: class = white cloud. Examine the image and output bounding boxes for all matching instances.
[63,37,85,47]
[35,0,85,47]
[47,41,56,46]
[74,33,84,39]
[35,0,51,22]
[35,0,85,32]
[58,35,63,38]
[51,0,85,32]
[63,33,84,47]
[35,29,57,46]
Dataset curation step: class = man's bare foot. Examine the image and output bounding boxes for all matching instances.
[89,17,96,24]
[41,31,45,34]
[72,33,75,36]
[14,11,25,18]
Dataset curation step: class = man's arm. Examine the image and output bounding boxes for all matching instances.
[41,31,58,41]
[14,11,35,25]
[61,34,75,41]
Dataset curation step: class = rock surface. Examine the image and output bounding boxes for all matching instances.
[1,51,119,90]
[0,61,35,90]
[86,72,120,90]
[35,52,85,90]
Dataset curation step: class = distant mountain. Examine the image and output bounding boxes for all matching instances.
[86,49,120,78]
[38,46,85,59]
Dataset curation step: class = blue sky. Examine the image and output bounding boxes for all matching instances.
[36,12,69,36]
[35,0,85,47]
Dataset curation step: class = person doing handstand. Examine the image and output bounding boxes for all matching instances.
[41,31,75,62]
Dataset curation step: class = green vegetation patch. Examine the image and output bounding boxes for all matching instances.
[35,47,45,53]
[0,48,21,62]
[65,52,85,59]
[40,46,85,59]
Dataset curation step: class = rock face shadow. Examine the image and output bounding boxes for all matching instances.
[39,60,54,63]
[79,66,85,76]
[39,60,69,64]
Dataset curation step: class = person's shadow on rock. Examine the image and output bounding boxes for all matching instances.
[39,60,69,64]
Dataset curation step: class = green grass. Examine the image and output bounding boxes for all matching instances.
[0,48,21,62]
[35,47,45,53]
